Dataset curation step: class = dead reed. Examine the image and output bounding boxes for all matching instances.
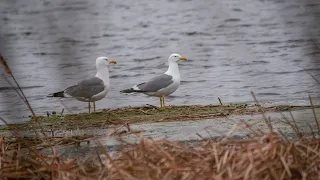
[1,129,320,179]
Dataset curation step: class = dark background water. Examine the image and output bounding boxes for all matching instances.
[0,0,319,124]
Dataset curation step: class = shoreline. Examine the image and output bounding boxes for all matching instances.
[1,104,319,135]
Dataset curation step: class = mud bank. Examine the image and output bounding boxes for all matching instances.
[1,105,319,157]
[1,104,316,133]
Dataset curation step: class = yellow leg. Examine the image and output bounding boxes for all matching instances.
[162,97,165,107]
[88,102,91,113]
[94,102,96,112]
[160,96,165,108]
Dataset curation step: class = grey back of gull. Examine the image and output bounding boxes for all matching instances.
[65,77,104,98]
[137,74,173,92]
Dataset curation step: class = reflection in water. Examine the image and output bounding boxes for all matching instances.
[0,0,319,124]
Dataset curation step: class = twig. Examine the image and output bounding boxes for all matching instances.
[0,117,21,136]
[239,119,262,137]
[306,122,316,139]
[0,55,47,137]
[60,109,64,115]
[0,55,36,117]
[251,91,273,132]
[280,112,301,138]
[218,97,223,105]
[0,55,12,76]
[2,76,24,102]
[307,71,320,85]
[277,129,289,143]
[297,63,320,85]
[126,123,131,132]
[309,94,319,136]
[288,111,301,137]
[196,133,205,140]
[0,118,49,167]
[204,126,215,139]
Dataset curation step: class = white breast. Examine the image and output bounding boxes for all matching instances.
[88,72,110,102]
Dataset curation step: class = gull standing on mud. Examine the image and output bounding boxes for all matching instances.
[48,57,117,113]
[120,53,187,108]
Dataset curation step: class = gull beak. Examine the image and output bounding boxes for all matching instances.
[109,60,117,64]
[179,57,187,61]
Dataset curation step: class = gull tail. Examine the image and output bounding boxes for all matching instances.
[47,91,65,97]
[120,88,138,93]
[120,87,144,93]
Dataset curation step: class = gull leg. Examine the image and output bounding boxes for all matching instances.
[162,96,165,107]
[160,96,165,109]
[88,102,91,114]
[94,102,96,112]
[162,97,164,108]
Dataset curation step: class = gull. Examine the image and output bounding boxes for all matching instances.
[48,57,117,113]
[120,53,187,107]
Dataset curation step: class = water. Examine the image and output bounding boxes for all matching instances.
[0,0,319,124]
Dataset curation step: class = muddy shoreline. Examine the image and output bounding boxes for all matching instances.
[1,104,319,136]
[0,104,318,161]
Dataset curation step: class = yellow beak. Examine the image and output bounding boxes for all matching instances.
[109,60,117,64]
[179,57,187,61]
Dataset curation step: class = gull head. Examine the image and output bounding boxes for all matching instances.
[168,53,187,63]
[96,56,117,67]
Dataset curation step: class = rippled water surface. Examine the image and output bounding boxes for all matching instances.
[0,0,319,124]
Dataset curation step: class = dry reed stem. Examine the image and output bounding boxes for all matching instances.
[0,55,49,140]
[0,54,12,76]
[251,91,273,132]
[0,132,317,179]
[309,94,319,136]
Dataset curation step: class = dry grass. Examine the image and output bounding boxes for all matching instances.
[1,131,320,179]
[103,133,320,180]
